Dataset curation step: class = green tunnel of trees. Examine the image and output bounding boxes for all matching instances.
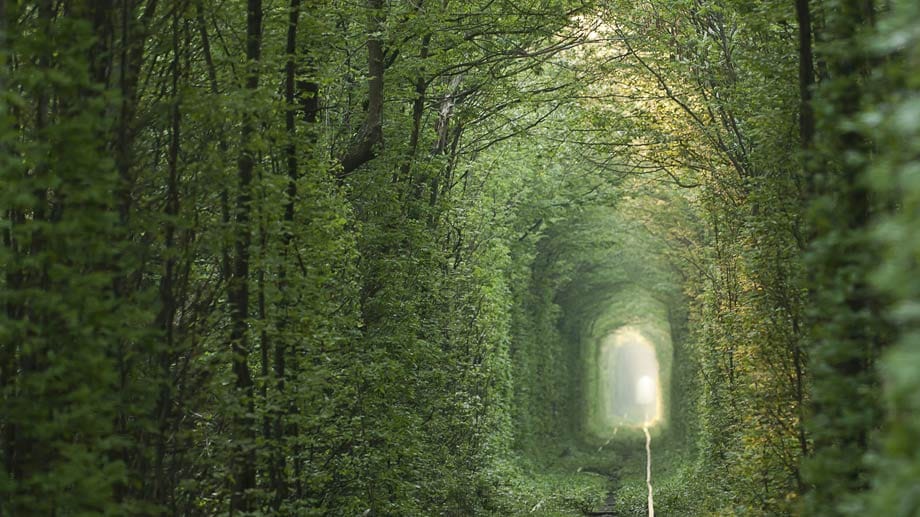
[3,0,920,515]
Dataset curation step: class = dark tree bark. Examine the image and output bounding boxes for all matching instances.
[401,33,430,189]
[151,5,183,505]
[339,0,385,176]
[113,0,159,226]
[796,0,815,152]
[228,0,262,512]
[793,0,814,488]
[268,0,303,506]
[195,1,234,284]
[285,0,319,501]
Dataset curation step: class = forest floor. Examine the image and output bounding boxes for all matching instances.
[593,430,696,516]
[560,429,689,516]
[518,434,632,516]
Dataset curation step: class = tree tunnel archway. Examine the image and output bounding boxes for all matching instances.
[534,204,685,444]
[580,285,674,438]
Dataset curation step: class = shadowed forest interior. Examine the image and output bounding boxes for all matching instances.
[3,0,920,515]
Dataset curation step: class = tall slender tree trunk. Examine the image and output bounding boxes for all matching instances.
[270,0,303,506]
[151,4,183,505]
[793,0,814,491]
[228,0,262,512]
[0,0,21,489]
[795,0,815,205]
[796,0,815,153]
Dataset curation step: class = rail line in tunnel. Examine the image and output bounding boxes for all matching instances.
[589,312,668,515]
[644,425,654,517]
[588,324,664,516]
[586,424,657,516]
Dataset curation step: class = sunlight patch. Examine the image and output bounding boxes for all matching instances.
[599,327,662,427]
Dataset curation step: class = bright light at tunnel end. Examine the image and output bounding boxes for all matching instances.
[599,327,664,429]
[636,375,657,427]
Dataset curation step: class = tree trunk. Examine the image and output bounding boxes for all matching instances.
[339,0,385,176]
[228,0,262,512]
[796,0,815,153]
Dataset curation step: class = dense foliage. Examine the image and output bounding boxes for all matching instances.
[3,0,920,515]
[0,0,609,514]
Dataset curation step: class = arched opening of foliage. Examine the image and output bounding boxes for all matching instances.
[577,282,675,439]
